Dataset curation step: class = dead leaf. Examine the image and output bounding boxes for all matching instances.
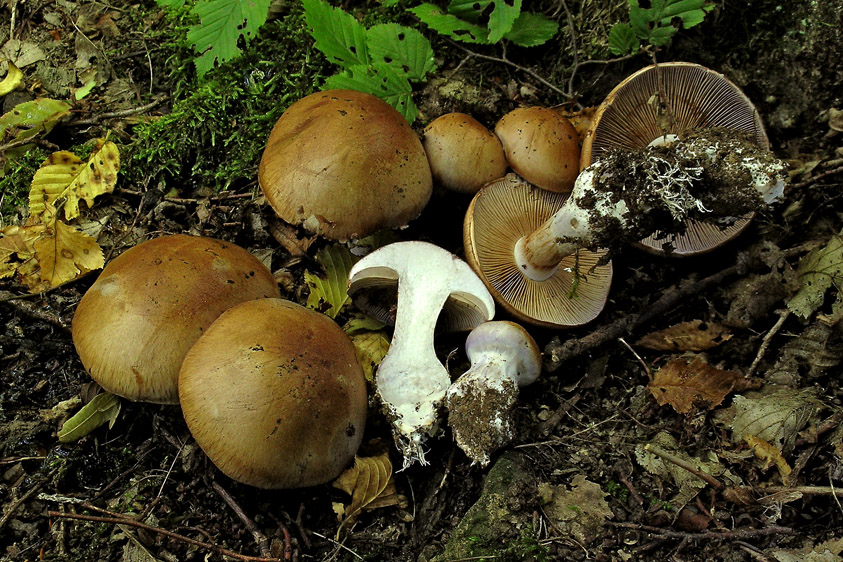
[0,61,24,96]
[332,452,405,537]
[648,355,747,414]
[745,434,792,482]
[554,105,597,143]
[730,388,821,455]
[636,320,732,351]
[33,219,104,288]
[538,474,613,544]
[268,218,315,256]
[345,315,389,383]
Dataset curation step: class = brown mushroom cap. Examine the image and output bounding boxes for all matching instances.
[71,235,280,404]
[494,107,580,193]
[258,89,433,241]
[422,113,507,194]
[580,62,769,256]
[178,298,367,489]
[463,175,612,328]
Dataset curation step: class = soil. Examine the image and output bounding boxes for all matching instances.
[2,1,843,562]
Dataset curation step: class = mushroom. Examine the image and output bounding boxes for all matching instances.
[580,62,772,255]
[347,241,495,466]
[446,321,540,466]
[258,89,433,241]
[463,174,613,329]
[178,298,367,489]
[494,106,580,193]
[422,112,507,194]
[72,235,280,404]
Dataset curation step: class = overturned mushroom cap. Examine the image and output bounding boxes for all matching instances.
[258,89,433,241]
[179,298,367,489]
[422,113,507,194]
[581,62,770,255]
[72,235,280,404]
[495,107,580,193]
[463,175,612,328]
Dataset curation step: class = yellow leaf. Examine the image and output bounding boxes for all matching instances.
[746,434,792,483]
[33,220,104,289]
[332,452,405,537]
[349,330,390,382]
[0,61,24,96]
[29,139,120,221]
[0,223,46,282]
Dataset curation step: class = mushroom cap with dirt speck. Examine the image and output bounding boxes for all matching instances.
[463,175,612,328]
[494,106,580,193]
[178,298,367,489]
[71,235,280,404]
[422,112,507,194]
[258,89,433,241]
[580,62,770,256]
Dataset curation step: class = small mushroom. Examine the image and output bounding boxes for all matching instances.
[494,106,580,193]
[178,298,368,489]
[446,321,540,466]
[347,241,495,466]
[72,235,280,404]
[463,174,613,329]
[258,89,432,241]
[422,113,507,194]
[581,62,771,255]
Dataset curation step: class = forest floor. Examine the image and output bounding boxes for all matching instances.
[1,1,842,561]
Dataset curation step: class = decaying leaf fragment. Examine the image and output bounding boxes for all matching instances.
[344,315,389,383]
[729,388,821,455]
[305,244,357,318]
[57,392,121,443]
[745,434,792,482]
[332,452,406,536]
[648,355,749,414]
[787,231,843,318]
[636,320,732,351]
[538,474,612,544]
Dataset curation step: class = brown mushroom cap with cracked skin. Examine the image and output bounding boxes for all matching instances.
[71,235,280,404]
[422,113,507,194]
[581,62,770,256]
[178,298,367,489]
[494,106,580,193]
[258,89,433,241]
[463,175,612,328]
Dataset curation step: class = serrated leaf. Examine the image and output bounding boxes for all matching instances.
[627,0,711,46]
[332,452,405,537]
[0,98,71,144]
[29,139,120,221]
[0,223,44,281]
[57,392,121,443]
[303,0,370,68]
[486,0,521,43]
[409,3,489,44]
[648,355,746,414]
[187,0,271,77]
[730,388,820,455]
[33,219,104,289]
[447,0,492,22]
[636,320,731,351]
[349,329,390,382]
[608,22,639,55]
[305,244,357,318]
[324,64,418,123]
[504,12,558,47]
[787,232,843,318]
[156,0,188,6]
[0,61,24,96]
[367,24,436,82]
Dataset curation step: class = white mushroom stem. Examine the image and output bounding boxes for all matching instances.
[446,321,540,466]
[514,130,788,281]
[348,241,494,467]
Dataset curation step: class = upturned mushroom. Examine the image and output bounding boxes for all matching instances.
[258,89,433,241]
[347,241,495,467]
[446,321,540,466]
[178,298,367,489]
[72,235,280,404]
[422,113,507,194]
[494,106,581,193]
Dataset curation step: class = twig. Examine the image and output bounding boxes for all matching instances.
[618,337,651,380]
[791,164,843,189]
[0,291,70,331]
[644,444,724,490]
[607,521,795,541]
[69,98,166,126]
[0,479,45,530]
[749,485,843,498]
[558,0,578,98]
[310,531,363,560]
[618,472,645,507]
[47,511,282,562]
[294,504,311,549]
[746,309,789,377]
[212,481,273,560]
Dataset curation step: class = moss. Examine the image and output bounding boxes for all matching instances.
[0,147,48,224]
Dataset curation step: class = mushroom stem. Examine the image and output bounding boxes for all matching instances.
[514,129,787,279]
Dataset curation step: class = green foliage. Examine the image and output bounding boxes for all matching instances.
[609,0,714,55]
[303,0,435,123]
[409,0,558,47]
[304,244,357,318]
[58,393,122,443]
[156,0,272,77]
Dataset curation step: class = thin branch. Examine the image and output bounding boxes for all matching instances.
[607,521,796,541]
[69,98,166,126]
[792,164,843,189]
[212,480,273,560]
[644,444,724,490]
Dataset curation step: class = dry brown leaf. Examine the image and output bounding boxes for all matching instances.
[648,355,744,414]
[332,452,405,537]
[554,105,597,142]
[0,223,47,281]
[636,320,732,351]
[746,434,792,482]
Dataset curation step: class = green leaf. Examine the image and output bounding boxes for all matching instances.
[608,22,639,55]
[303,0,370,68]
[346,323,391,382]
[504,12,558,47]
[447,0,492,22]
[324,63,418,123]
[367,24,436,82]
[155,0,188,7]
[305,244,358,318]
[345,315,387,334]
[187,0,272,77]
[0,99,71,144]
[409,3,489,44]
[787,232,843,318]
[486,0,522,43]
[57,392,121,443]
[627,0,711,46]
